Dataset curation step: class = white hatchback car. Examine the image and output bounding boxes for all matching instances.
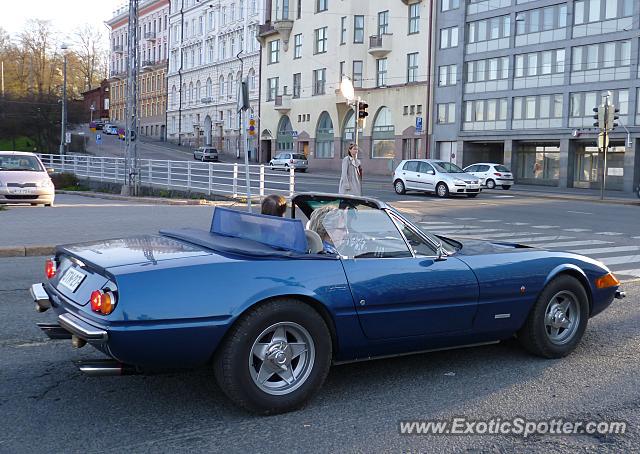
[0,151,55,206]
[393,159,481,198]
[269,152,308,172]
[463,163,514,190]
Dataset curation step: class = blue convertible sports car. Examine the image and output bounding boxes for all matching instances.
[30,193,625,414]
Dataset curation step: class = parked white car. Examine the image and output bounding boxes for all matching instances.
[0,151,55,206]
[463,163,514,190]
[393,159,481,198]
[193,147,219,162]
[103,124,118,135]
[269,152,308,172]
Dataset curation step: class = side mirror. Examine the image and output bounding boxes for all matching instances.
[427,170,435,175]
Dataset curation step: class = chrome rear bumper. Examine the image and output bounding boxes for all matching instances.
[30,283,51,312]
[58,313,108,343]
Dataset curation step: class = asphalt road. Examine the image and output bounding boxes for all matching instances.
[0,256,637,453]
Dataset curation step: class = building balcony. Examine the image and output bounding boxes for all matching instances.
[201,97,213,104]
[369,34,393,57]
[274,94,291,113]
[144,31,157,41]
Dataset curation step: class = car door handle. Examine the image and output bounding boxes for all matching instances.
[417,174,421,177]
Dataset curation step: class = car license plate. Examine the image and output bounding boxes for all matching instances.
[469,185,479,189]
[59,267,86,292]
[10,188,34,194]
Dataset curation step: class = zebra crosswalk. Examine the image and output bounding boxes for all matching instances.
[417,218,640,282]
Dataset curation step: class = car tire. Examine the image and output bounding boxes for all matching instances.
[517,275,589,359]
[394,179,406,195]
[201,155,206,162]
[466,193,479,198]
[214,298,332,415]
[486,179,496,189]
[193,154,198,160]
[502,185,511,190]
[436,182,449,198]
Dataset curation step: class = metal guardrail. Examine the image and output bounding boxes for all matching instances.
[38,154,296,200]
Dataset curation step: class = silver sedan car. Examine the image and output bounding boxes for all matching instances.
[269,152,308,172]
[393,159,481,198]
[0,151,55,206]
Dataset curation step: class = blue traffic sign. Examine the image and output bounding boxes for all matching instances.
[415,117,423,132]
[96,133,102,145]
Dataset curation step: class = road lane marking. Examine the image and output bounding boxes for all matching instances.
[507,222,529,226]
[514,236,574,243]
[569,246,640,255]
[452,232,548,239]
[454,217,477,220]
[477,219,502,223]
[419,221,454,225]
[535,240,613,248]
[531,225,559,229]
[563,228,592,232]
[567,211,593,215]
[613,268,640,278]
[600,255,640,266]
[597,232,624,236]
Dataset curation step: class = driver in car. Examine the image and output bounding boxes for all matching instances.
[307,205,349,255]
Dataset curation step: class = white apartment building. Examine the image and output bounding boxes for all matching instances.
[258,0,433,174]
[167,0,262,156]
[107,0,170,139]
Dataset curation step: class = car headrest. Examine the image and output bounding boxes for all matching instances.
[304,229,323,254]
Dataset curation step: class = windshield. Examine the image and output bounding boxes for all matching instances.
[292,154,306,160]
[495,165,511,172]
[0,155,44,172]
[432,161,465,173]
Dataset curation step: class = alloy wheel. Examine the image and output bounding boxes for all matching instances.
[544,291,580,345]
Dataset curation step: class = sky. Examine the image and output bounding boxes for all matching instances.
[1,0,125,42]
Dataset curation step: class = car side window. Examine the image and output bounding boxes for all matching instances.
[418,162,435,174]
[480,165,491,172]
[403,161,419,172]
[466,165,477,172]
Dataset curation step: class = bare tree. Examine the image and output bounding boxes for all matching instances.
[73,24,107,91]
[18,19,58,96]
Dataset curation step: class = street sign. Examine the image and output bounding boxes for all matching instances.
[96,134,102,145]
[415,116,423,133]
[248,117,256,136]
[65,132,72,144]
[598,132,609,149]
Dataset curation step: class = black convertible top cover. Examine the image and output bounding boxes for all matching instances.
[160,228,336,260]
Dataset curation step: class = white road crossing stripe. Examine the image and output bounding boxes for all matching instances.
[597,232,624,236]
[614,269,640,278]
[568,246,640,255]
[478,219,502,223]
[514,236,575,244]
[600,255,640,266]
[455,217,477,220]
[633,236,640,240]
[531,225,559,229]
[419,221,454,225]
[507,222,529,226]
[563,228,592,232]
[493,195,515,198]
[449,232,548,239]
[536,240,613,248]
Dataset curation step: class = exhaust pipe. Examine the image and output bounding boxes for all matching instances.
[37,323,72,340]
[77,359,138,377]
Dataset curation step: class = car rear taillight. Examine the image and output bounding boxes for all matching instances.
[90,289,117,315]
[45,258,57,279]
[494,172,502,176]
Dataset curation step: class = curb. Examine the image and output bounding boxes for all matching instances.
[0,245,55,258]
[507,190,640,206]
[56,191,228,206]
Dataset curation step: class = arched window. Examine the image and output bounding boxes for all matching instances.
[196,80,201,102]
[227,73,233,99]
[171,85,177,108]
[219,76,225,98]
[182,83,187,105]
[236,70,242,97]
[371,107,395,159]
[206,78,213,98]
[248,68,256,91]
[341,110,356,158]
[315,112,334,159]
[188,82,193,104]
[276,116,294,152]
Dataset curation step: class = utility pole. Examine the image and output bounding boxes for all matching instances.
[123,0,140,196]
[59,44,68,155]
[237,1,252,211]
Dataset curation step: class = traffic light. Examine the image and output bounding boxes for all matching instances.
[593,106,605,129]
[358,101,369,119]
[607,107,619,130]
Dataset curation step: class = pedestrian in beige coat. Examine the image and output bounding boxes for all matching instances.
[339,143,362,196]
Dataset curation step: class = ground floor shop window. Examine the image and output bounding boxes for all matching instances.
[574,145,625,190]
[276,116,294,152]
[372,107,395,159]
[315,112,335,159]
[516,144,560,184]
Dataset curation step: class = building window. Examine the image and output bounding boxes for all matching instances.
[468,15,511,45]
[441,0,460,11]
[513,94,564,128]
[438,64,457,86]
[407,53,419,83]
[570,40,630,83]
[516,144,560,183]
[463,98,508,130]
[313,68,326,95]
[314,27,328,54]
[294,34,302,59]
[268,39,280,64]
[353,60,363,88]
[574,0,633,25]
[569,89,628,128]
[340,16,347,44]
[376,58,388,87]
[315,111,334,159]
[371,107,395,159]
[436,103,456,124]
[316,0,327,13]
[440,26,459,49]
[267,77,278,101]
[408,4,420,34]
[354,15,364,43]
[293,73,301,98]
[377,11,389,36]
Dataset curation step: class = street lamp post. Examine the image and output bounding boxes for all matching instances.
[90,104,95,123]
[59,43,68,155]
[340,77,359,146]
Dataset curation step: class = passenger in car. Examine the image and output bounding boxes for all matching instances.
[307,205,349,255]
[261,194,287,217]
